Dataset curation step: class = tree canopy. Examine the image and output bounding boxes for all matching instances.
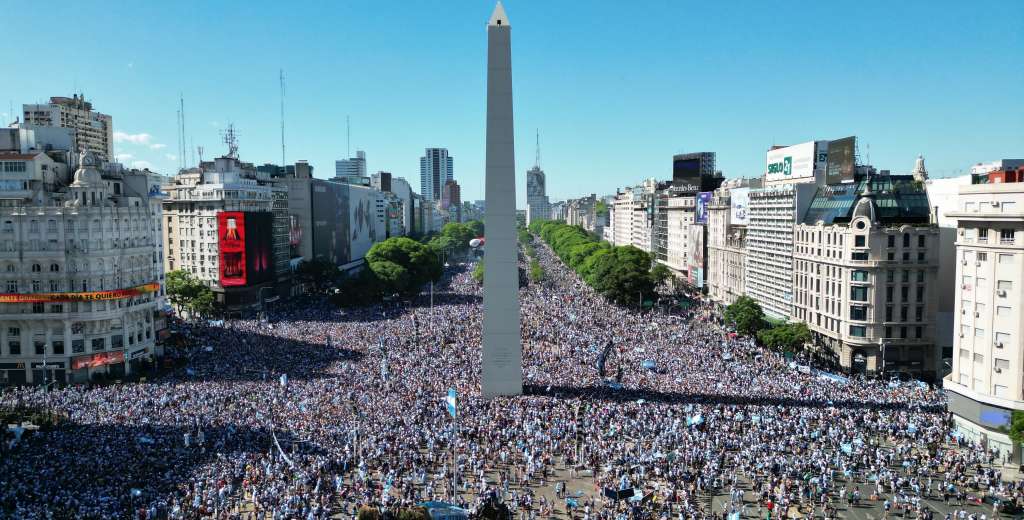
[724,296,767,336]
[529,220,660,306]
[757,322,812,353]
[165,270,217,318]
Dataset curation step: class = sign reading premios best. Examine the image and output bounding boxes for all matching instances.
[765,141,817,182]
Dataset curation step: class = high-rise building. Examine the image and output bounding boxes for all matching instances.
[335,150,368,185]
[706,179,761,305]
[944,166,1024,462]
[526,165,550,225]
[371,171,392,193]
[162,134,288,314]
[793,176,939,379]
[442,179,462,222]
[744,141,829,319]
[0,147,164,385]
[420,148,453,202]
[22,95,114,163]
[482,1,521,398]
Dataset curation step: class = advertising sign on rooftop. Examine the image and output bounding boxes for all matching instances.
[765,141,816,182]
[729,187,750,226]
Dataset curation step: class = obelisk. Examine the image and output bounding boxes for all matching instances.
[482,1,522,398]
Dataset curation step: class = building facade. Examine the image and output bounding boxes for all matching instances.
[0,150,163,385]
[420,148,453,202]
[163,148,287,313]
[22,95,114,163]
[793,176,939,379]
[944,169,1024,461]
[706,188,748,305]
[335,150,367,185]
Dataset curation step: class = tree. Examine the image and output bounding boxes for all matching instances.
[1010,411,1024,446]
[356,506,381,520]
[466,220,485,239]
[367,237,443,296]
[650,263,673,287]
[724,296,767,336]
[757,322,811,353]
[295,258,341,293]
[529,259,544,283]
[472,261,485,284]
[165,270,217,318]
[440,222,475,252]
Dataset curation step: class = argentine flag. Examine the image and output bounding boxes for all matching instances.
[445,388,457,418]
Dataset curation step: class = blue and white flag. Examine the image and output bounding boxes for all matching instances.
[445,388,457,418]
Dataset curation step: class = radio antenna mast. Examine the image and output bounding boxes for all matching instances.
[346,115,351,158]
[179,94,187,169]
[535,128,540,168]
[280,69,286,167]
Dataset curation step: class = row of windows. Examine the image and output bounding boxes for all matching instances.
[849,324,925,339]
[1,161,27,173]
[2,219,154,235]
[0,330,150,357]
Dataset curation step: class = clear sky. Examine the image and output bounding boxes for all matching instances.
[2,1,1021,205]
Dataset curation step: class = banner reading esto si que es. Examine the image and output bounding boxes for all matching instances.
[0,282,160,303]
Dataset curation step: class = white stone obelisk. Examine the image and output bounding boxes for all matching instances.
[482,1,522,398]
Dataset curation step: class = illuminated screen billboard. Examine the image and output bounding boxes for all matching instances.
[218,211,274,287]
[312,181,351,266]
[826,136,856,185]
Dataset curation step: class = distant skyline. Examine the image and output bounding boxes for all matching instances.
[2,1,1021,205]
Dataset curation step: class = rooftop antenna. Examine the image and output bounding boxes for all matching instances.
[221,124,238,159]
[280,69,286,167]
[190,136,196,166]
[535,128,540,168]
[346,115,351,158]
[176,105,183,171]
[179,94,187,169]
[197,146,205,164]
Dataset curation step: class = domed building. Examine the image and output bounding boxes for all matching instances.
[0,146,165,385]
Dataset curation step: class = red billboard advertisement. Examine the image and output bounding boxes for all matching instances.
[71,351,125,370]
[218,212,247,286]
[0,282,159,303]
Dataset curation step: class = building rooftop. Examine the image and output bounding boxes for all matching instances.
[802,175,931,225]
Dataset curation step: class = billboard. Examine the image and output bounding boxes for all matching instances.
[672,157,702,193]
[695,192,712,224]
[72,351,125,370]
[218,212,274,287]
[288,214,303,259]
[765,141,817,182]
[826,136,856,185]
[687,224,705,289]
[814,140,830,177]
[312,181,351,266]
[729,187,750,226]
[348,185,383,262]
[244,212,274,286]
[0,283,159,303]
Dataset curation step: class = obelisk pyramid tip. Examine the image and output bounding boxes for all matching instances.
[488,1,509,27]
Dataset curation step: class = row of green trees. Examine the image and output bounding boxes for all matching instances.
[723,295,811,353]
[529,220,669,306]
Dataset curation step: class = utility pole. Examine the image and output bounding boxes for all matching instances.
[280,69,286,167]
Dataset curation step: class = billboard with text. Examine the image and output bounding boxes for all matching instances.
[218,211,274,287]
[826,136,856,185]
[766,141,816,182]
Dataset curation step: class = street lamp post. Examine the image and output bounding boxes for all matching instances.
[878,339,888,378]
[257,286,275,323]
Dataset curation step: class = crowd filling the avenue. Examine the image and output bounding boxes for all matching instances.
[1,237,1022,520]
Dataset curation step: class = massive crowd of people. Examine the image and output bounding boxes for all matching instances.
[1,237,1021,519]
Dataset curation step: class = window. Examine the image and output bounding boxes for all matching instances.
[72,340,85,354]
[916,286,924,301]
[850,306,867,320]
[994,385,1008,398]
[31,280,39,292]
[31,263,41,273]
[6,281,16,292]
[995,332,1011,345]
[851,286,868,302]
[31,302,44,313]
[53,340,64,355]
[886,270,894,283]
[959,348,970,359]
[851,270,868,282]
[915,326,923,339]
[1001,229,1015,244]
[979,228,989,241]
[8,341,20,355]
[888,235,895,248]
[849,325,866,337]
[852,251,869,261]
[885,306,893,321]
[978,277,988,289]
[50,304,62,313]
[855,235,866,247]
[34,341,44,355]
[916,306,924,321]
[900,326,908,339]
[917,252,926,262]
[900,306,908,321]
[995,358,1010,371]
[91,338,105,351]
[886,286,894,303]
[999,254,1014,264]
[902,270,910,283]
[974,353,985,364]
[918,235,926,248]
[50,263,59,272]
[998,280,1012,292]
[903,233,910,247]
[997,306,1011,317]
[902,252,910,262]
[901,287,909,301]
[975,328,985,338]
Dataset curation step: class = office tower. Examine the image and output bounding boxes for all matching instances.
[22,95,114,163]
[420,148,453,202]
[482,1,521,398]
[335,150,369,185]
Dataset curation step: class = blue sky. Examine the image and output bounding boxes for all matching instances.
[2,0,1021,205]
